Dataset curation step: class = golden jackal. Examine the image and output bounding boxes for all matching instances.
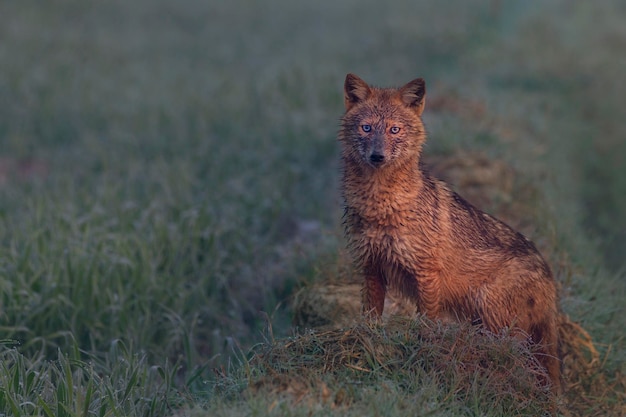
[339,73,561,391]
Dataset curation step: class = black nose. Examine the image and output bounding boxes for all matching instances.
[370,153,385,165]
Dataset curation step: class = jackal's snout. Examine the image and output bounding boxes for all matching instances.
[367,135,386,167]
[369,152,385,166]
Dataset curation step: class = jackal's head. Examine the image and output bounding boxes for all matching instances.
[339,73,427,170]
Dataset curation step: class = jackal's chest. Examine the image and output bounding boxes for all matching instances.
[347,209,424,265]
[343,175,431,266]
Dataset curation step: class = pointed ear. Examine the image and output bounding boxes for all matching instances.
[344,73,371,111]
[400,78,426,115]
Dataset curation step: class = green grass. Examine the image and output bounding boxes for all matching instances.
[0,339,182,416]
[0,0,624,415]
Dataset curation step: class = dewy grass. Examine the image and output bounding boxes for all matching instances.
[0,340,181,417]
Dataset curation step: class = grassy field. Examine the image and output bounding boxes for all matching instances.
[0,0,624,415]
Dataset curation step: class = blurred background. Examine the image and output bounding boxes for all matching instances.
[0,0,624,405]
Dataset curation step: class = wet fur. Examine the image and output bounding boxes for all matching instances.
[339,73,561,391]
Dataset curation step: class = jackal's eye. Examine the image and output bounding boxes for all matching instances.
[361,124,372,133]
[390,126,401,134]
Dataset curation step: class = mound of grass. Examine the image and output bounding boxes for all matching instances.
[206,318,554,416]
[199,314,623,417]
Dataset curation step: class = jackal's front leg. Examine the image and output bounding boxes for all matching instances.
[416,273,441,319]
[362,272,385,319]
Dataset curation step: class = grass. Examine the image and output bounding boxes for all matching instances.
[0,339,182,416]
[0,0,624,416]
[201,318,556,417]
